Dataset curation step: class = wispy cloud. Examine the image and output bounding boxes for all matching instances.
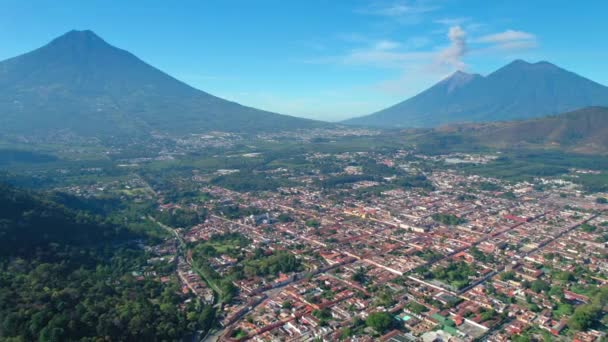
[307,20,537,96]
[474,29,537,51]
[306,25,469,73]
[303,38,430,69]
[374,39,401,50]
[355,1,440,24]
[476,30,535,43]
[434,17,470,26]
[309,25,537,70]
[360,3,439,17]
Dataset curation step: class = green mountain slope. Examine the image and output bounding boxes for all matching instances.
[465,106,608,153]
[0,183,214,340]
[413,107,608,154]
[0,30,326,138]
[0,182,131,256]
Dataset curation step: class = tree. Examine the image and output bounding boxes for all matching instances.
[480,309,496,322]
[531,280,550,293]
[500,271,516,281]
[365,312,394,333]
[432,213,466,226]
[340,327,352,340]
[580,223,597,233]
[555,271,574,282]
[406,301,428,314]
[305,219,320,228]
[568,304,601,330]
[277,213,294,222]
[351,267,367,284]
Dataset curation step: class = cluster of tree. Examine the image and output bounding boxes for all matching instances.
[351,267,368,284]
[415,133,479,155]
[191,232,250,259]
[190,233,251,303]
[456,153,578,181]
[431,213,467,226]
[0,249,214,341]
[394,174,434,191]
[575,173,608,193]
[312,308,332,326]
[414,249,443,262]
[319,174,375,188]
[405,301,429,314]
[208,232,251,247]
[49,191,125,215]
[568,286,608,331]
[277,213,294,222]
[421,261,476,290]
[478,181,502,192]
[479,308,497,322]
[191,252,239,303]
[580,223,597,233]
[374,289,396,308]
[154,208,207,228]
[305,219,320,228]
[0,183,133,258]
[45,189,169,242]
[365,311,395,334]
[0,148,57,166]
[469,246,496,264]
[211,171,289,192]
[242,250,302,278]
[457,193,477,201]
[215,205,263,220]
[360,159,399,178]
[596,233,608,243]
[0,183,213,340]
[500,191,517,199]
[500,271,517,281]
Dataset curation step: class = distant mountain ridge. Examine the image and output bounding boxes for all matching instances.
[425,106,608,154]
[0,30,326,138]
[344,60,608,128]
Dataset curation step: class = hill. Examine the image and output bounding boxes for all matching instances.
[0,183,215,340]
[0,182,131,257]
[411,107,608,155]
[0,30,326,138]
[344,60,608,128]
[462,106,608,154]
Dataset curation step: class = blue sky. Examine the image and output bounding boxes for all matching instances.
[1,1,607,121]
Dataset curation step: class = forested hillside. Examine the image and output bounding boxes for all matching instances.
[0,183,214,341]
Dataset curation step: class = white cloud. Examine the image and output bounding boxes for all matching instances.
[302,24,538,96]
[434,17,470,26]
[493,40,538,51]
[369,3,437,17]
[476,29,536,43]
[355,1,439,24]
[305,26,467,73]
[374,39,401,50]
[474,29,537,51]
[342,49,431,68]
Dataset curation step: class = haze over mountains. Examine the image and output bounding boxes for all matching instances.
[453,106,608,154]
[0,30,326,138]
[344,60,608,128]
[1,29,608,141]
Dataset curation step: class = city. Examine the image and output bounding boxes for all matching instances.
[1,2,608,341]
[82,144,608,341]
